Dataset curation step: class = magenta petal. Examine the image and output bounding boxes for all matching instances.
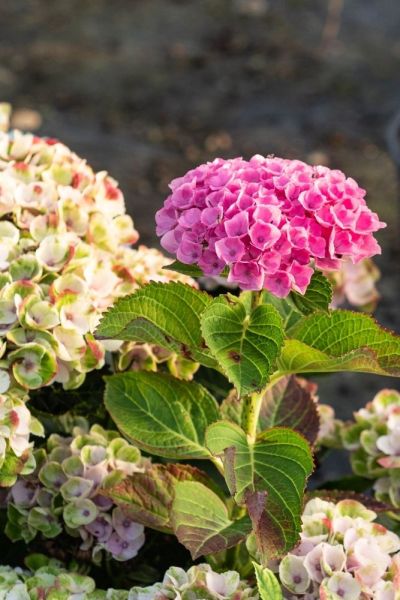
[198,250,225,276]
[176,239,202,264]
[155,206,176,236]
[160,228,181,253]
[224,211,249,237]
[259,249,281,274]
[215,237,245,263]
[201,206,221,226]
[228,261,264,290]
[249,222,280,250]
[315,256,341,271]
[264,271,292,298]
[178,207,201,228]
[289,261,313,294]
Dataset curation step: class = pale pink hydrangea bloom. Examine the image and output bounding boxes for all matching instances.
[156,156,385,296]
[279,498,400,599]
[328,258,380,310]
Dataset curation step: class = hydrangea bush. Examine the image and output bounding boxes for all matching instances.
[1,117,400,599]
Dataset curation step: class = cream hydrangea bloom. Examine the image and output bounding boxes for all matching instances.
[0,119,192,391]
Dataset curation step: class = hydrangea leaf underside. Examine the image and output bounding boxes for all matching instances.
[101,463,220,533]
[259,376,320,444]
[171,480,252,559]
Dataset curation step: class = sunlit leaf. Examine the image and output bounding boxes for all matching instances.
[201,293,284,396]
[96,282,216,367]
[104,371,219,459]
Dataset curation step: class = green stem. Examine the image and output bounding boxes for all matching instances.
[242,372,284,442]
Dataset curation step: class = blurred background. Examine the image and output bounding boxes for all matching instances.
[0,0,399,420]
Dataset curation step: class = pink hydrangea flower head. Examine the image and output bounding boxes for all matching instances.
[156,156,386,296]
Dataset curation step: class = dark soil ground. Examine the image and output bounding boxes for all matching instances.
[1,0,399,477]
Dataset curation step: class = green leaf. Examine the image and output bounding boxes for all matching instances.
[206,422,313,559]
[206,421,253,504]
[0,450,31,487]
[278,310,400,376]
[96,282,216,367]
[201,293,284,396]
[164,260,230,279]
[163,260,205,278]
[171,481,252,559]
[253,562,283,600]
[290,271,332,315]
[101,463,219,533]
[260,272,332,335]
[104,371,219,459]
[261,292,302,333]
[259,376,320,444]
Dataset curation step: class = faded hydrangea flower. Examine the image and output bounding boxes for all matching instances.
[0,123,193,392]
[0,558,130,599]
[342,389,400,510]
[0,559,258,599]
[6,423,146,562]
[156,156,385,296]
[0,389,44,486]
[278,497,400,599]
[327,258,380,311]
[128,564,258,599]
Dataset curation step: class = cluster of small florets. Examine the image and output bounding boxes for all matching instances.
[279,498,400,599]
[0,561,120,600]
[0,560,255,600]
[342,389,400,509]
[5,423,146,562]
[327,258,380,310]
[128,564,258,600]
[0,122,192,392]
[0,389,44,486]
[156,156,385,297]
